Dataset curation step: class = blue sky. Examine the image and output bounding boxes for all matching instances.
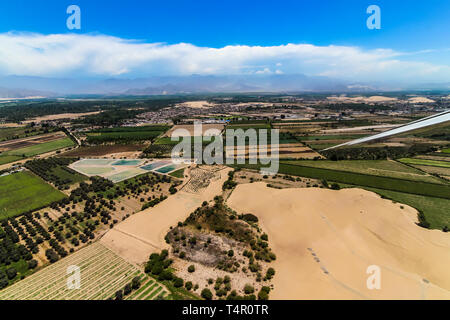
[0,0,448,83]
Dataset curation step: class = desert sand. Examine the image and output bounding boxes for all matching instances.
[24,112,101,123]
[100,167,232,264]
[176,101,216,109]
[227,182,450,300]
[327,96,398,103]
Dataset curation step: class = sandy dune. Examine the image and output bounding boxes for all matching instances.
[101,167,232,264]
[227,182,450,300]
[407,97,435,103]
[327,96,398,103]
[176,101,216,109]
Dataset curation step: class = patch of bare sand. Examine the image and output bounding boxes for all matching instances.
[0,123,24,128]
[100,167,232,265]
[176,101,216,109]
[407,97,435,104]
[24,112,101,123]
[227,182,450,300]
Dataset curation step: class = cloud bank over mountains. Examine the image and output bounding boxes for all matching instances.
[0,32,449,85]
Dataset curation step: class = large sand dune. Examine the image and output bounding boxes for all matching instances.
[227,183,450,300]
[100,167,232,264]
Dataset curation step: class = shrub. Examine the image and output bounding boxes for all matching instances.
[258,286,270,300]
[266,267,275,280]
[185,281,193,291]
[188,265,195,273]
[159,269,173,281]
[244,284,254,294]
[6,268,17,280]
[201,288,213,300]
[173,277,184,288]
[115,290,123,300]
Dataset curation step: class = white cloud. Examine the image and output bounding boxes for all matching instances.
[0,32,448,83]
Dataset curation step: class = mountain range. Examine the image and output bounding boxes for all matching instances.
[0,74,448,98]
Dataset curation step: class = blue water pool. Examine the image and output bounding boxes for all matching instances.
[155,164,178,173]
[140,161,171,171]
[112,159,143,166]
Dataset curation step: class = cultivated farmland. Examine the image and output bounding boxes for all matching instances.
[234,162,450,199]
[85,125,170,144]
[281,159,445,184]
[398,158,450,168]
[0,171,66,219]
[0,242,167,300]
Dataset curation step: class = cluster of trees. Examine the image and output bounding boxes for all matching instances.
[222,171,237,190]
[319,103,390,112]
[200,278,271,300]
[0,218,42,287]
[322,144,437,161]
[141,195,168,210]
[25,158,81,190]
[111,276,141,300]
[144,250,186,290]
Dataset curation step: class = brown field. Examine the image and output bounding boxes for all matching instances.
[233,169,322,189]
[164,124,225,137]
[225,143,322,159]
[0,123,24,128]
[100,166,232,265]
[227,182,450,300]
[24,112,101,123]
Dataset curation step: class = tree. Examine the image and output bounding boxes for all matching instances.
[173,277,184,288]
[258,286,270,300]
[266,267,275,280]
[244,284,254,294]
[201,288,213,300]
[188,265,195,273]
[115,290,123,300]
[28,259,38,269]
[131,276,141,290]
[159,269,173,281]
[6,268,17,280]
[185,281,193,291]
[124,283,132,295]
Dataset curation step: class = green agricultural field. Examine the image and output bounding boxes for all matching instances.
[0,171,66,219]
[0,155,22,165]
[227,123,271,130]
[2,137,74,157]
[234,162,450,199]
[169,168,185,178]
[282,160,445,184]
[92,125,170,133]
[443,148,450,154]
[398,158,450,168]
